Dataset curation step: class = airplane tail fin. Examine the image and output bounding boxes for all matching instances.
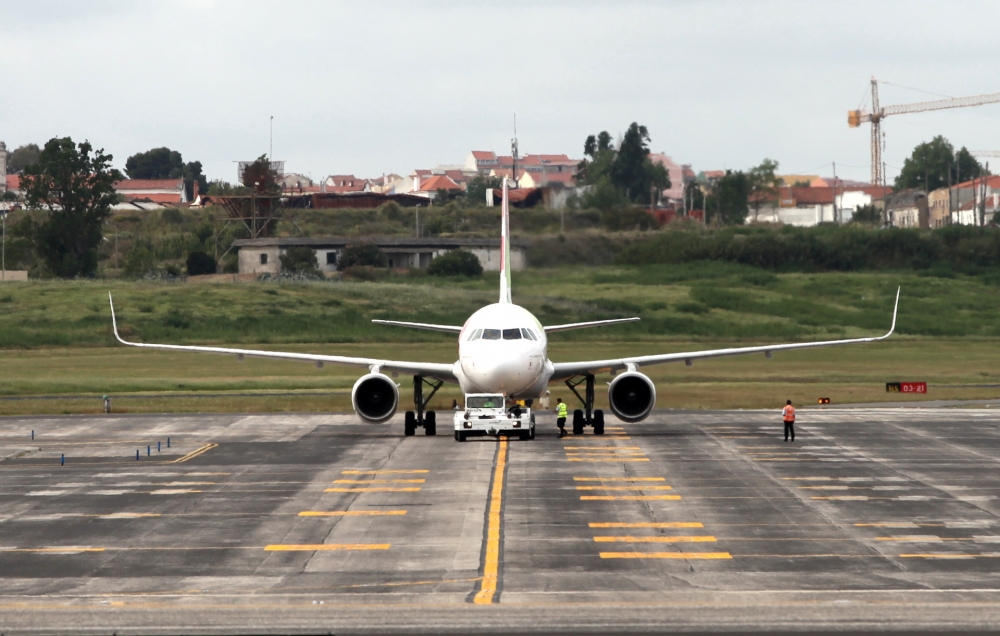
[499,178,512,304]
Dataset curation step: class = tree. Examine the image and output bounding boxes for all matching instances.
[6,143,41,174]
[466,175,502,206]
[895,136,985,192]
[122,244,155,279]
[577,123,670,206]
[705,170,750,225]
[186,251,217,276]
[748,158,781,221]
[21,137,122,277]
[279,246,320,275]
[126,147,209,201]
[851,203,882,226]
[241,154,281,194]
[339,242,387,269]
[428,250,483,277]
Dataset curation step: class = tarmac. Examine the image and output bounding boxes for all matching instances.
[2,407,1000,634]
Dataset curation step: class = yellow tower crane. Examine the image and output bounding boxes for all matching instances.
[848,77,1000,185]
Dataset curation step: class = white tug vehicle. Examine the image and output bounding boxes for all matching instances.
[455,394,535,442]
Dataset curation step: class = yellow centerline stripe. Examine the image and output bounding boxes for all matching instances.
[581,495,681,501]
[594,536,717,543]
[473,437,508,605]
[298,511,407,517]
[573,478,664,481]
[575,486,673,491]
[564,447,641,451]
[264,544,389,551]
[168,442,218,464]
[333,479,425,484]
[568,459,649,462]
[324,487,421,493]
[600,552,732,559]
[341,470,428,475]
[590,522,703,528]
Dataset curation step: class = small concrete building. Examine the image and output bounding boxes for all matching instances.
[233,237,529,276]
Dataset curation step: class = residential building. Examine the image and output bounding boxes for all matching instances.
[647,153,687,202]
[887,190,928,228]
[928,188,951,228]
[280,173,319,194]
[114,179,187,204]
[466,151,500,174]
[233,237,528,275]
[948,175,1000,226]
[753,186,890,226]
[323,175,370,193]
[413,174,463,200]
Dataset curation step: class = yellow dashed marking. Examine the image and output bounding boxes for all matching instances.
[341,470,429,475]
[333,479,425,484]
[600,552,732,559]
[264,544,390,551]
[594,536,717,543]
[575,486,673,491]
[899,553,983,559]
[581,495,681,501]
[568,459,650,463]
[590,522,704,529]
[298,511,407,517]
[324,487,421,493]
[564,447,641,451]
[574,477,666,482]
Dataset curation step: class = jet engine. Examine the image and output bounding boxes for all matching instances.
[608,372,656,423]
[351,373,399,424]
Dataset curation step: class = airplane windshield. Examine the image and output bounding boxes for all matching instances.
[521,328,537,341]
[467,329,482,341]
[481,329,501,340]
[467,396,503,408]
[502,328,522,340]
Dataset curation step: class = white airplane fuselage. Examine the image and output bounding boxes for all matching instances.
[454,302,553,399]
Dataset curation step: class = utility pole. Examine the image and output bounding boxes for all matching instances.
[832,161,838,224]
[1,210,7,280]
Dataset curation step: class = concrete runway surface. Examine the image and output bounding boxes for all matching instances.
[2,408,1000,634]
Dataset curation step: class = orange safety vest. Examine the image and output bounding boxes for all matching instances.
[782,405,795,423]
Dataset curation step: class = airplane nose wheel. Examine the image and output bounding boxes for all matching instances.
[406,375,442,437]
[566,373,604,435]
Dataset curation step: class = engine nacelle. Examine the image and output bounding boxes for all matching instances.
[351,373,399,424]
[608,372,656,423]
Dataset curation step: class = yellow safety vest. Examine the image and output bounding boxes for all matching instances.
[556,402,568,417]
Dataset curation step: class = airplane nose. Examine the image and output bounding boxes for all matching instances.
[476,356,531,392]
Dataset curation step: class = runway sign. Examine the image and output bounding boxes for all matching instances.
[886,382,927,394]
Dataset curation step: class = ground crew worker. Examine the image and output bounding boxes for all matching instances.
[555,398,568,437]
[782,399,795,442]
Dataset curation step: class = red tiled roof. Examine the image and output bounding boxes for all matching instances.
[954,175,1000,189]
[5,175,20,190]
[443,170,470,183]
[326,184,367,193]
[115,179,183,191]
[419,175,462,191]
[471,151,496,161]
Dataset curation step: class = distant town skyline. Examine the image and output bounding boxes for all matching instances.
[1,0,998,185]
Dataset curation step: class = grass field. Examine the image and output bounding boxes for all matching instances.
[1,263,998,415]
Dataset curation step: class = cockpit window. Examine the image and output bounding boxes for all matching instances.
[467,329,482,341]
[521,328,537,341]
[481,329,501,340]
[502,328,522,340]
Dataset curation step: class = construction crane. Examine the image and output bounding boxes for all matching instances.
[971,151,1000,158]
[848,78,1000,185]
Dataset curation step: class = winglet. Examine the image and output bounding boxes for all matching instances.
[108,292,128,345]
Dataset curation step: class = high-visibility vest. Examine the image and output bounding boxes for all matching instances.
[556,402,568,417]
[783,405,795,422]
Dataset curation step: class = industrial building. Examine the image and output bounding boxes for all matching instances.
[232,236,528,276]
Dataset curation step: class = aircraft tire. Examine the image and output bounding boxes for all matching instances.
[593,410,605,435]
[572,409,585,435]
[425,411,437,436]
[404,411,416,436]
[456,431,466,442]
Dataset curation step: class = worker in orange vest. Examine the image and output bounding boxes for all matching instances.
[782,400,795,442]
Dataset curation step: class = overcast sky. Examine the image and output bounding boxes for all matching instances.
[2,0,998,185]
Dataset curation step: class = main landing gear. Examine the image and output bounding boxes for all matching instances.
[565,374,605,435]
[404,375,443,437]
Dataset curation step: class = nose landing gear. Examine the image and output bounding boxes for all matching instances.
[404,375,443,436]
[565,374,605,435]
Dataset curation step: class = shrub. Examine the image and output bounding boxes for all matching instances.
[122,245,155,279]
[427,250,483,277]
[221,254,238,273]
[341,265,388,281]
[186,251,217,276]
[279,246,320,274]
[601,206,658,232]
[339,243,387,268]
[160,208,184,224]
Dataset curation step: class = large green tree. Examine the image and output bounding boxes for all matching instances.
[706,170,750,225]
[21,137,122,277]
[240,154,281,195]
[6,143,41,174]
[748,158,781,221]
[125,146,209,200]
[577,123,670,207]
[895,136,985,191]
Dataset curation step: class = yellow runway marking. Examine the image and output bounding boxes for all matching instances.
[264,544,389,551]
[473,437,508,605]
[574,477,665,482]
[298,510,407,517]
[590,522,704,529]
[600,552,732,559]
[341,470,428,475]
[169,442,218,464]
[0,547,106,553]
[324,487,420,493]
[333,479,425,484]
[568,458,649,462]
[594,536,717,543]
[576,486,673,491]
[899,553,992,559]
[856,523,944,527]
[581,495,681,501]
[877,537,961,542]
[564,447,641,451]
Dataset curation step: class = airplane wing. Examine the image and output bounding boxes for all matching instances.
[371,320,463,333]
[544,317,640,333]
[108,294,456,380]
[550,288,900,381]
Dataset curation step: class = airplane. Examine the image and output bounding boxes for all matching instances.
[109,178,900,439]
